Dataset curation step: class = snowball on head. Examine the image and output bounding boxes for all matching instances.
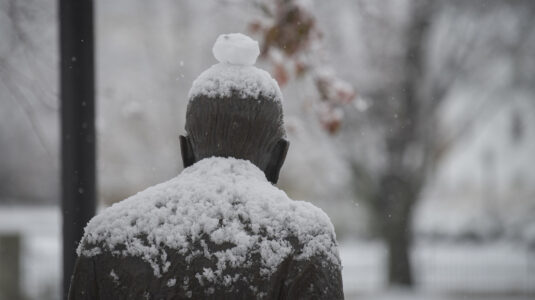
[212,33,260,66]
[188,33,282,102]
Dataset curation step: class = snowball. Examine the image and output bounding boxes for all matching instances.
[188,33,282,102]
[212,33,260,66]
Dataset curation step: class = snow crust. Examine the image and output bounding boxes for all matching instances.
[110,269,119,283]
[188,33,282,101]
[212,33,259,66]
[187,63,282,102]
[78,157,339,281]
[167,278,176,287]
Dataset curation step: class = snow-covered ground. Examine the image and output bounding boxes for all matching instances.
[1,206,534,300]
[340,240,535,299]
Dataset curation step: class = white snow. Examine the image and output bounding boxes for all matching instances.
[187,63,282,101]
[77,157,339,281]
[1,206,534,300]
[188,34,282,101]
[212,33,260,66]
[167,278,176,287]
[340,240,535,298]
[110,269,119,283]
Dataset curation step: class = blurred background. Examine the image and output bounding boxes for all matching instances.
[1,0,534,299]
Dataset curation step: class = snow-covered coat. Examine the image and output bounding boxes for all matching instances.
[69,157,344,300]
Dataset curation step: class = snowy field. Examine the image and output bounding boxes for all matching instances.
[1,206,534,300]
[340,241,535,299]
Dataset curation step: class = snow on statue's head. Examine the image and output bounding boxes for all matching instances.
[181,33,289,184]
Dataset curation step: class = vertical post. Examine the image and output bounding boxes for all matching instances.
[59,0,95,299]
[0,234,21,300]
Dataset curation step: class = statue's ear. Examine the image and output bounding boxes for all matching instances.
[179,135,195,168]
[265,138,289,184]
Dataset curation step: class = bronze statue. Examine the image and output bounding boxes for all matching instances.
[69,33,343,300]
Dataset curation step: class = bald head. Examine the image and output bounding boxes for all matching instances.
[181,92,289,184]
[182,33,288,183]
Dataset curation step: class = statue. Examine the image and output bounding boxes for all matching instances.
[69,33,343,300]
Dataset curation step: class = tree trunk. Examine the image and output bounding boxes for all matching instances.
[385,212,413,286]
[375,173,417,287]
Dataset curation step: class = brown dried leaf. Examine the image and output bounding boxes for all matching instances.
[274,63,289,87]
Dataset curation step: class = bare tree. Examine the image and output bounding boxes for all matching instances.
[0,0,58,204]
[252,0,535,287]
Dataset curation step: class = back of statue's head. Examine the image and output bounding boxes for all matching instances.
[180,33,289,184]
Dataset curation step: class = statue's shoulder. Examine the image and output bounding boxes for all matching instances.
[286,197,336,232]
[77,176,181,255]
[77,158,341,277]
[277,197,340,261]
[242,184,340,265]
[246,179,336,234]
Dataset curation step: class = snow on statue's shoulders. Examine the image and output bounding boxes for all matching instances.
[78,157,339,278]
[188,33,282,102]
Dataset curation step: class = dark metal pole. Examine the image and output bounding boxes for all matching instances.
[60,0,95,299]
